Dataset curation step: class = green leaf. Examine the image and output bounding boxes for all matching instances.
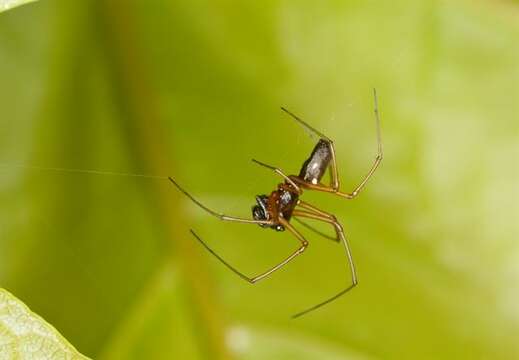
[0,0,37,13]
[0,288,89,359]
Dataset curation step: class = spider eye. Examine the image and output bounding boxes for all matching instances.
[275,225,285,232]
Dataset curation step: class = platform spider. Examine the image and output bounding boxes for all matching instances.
[169,90,383,318]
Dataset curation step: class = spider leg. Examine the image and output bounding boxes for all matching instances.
[290,204,357,318]
[336,88,383,196]
[297,200,337,219]
[286,88,383,199]
[292,217,338,242]
[190,217,307,284]
[281,107,331,141]
[251,159,302,194]
[292,200,340,242]
[168,177,272,225]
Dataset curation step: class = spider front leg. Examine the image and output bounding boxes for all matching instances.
[168,177,272,225]
[170,176,308,283]
[190,217,308,284]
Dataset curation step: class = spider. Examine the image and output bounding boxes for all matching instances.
[169,89,383,318]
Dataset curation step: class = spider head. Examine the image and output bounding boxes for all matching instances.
[252,195,286,232]
[252,195,270,227]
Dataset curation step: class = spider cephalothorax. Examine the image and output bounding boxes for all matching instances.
[252,188,299,232]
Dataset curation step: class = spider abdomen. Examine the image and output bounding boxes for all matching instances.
[298,139,332,184]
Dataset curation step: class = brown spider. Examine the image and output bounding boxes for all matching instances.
[169,89,383,318]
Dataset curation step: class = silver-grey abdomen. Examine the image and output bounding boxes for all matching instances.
[298,139,332,184]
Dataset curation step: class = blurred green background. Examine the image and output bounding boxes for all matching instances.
[1,0,518,359]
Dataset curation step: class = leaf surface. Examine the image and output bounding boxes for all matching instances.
[0,0,37,13]
[0,288,89,359]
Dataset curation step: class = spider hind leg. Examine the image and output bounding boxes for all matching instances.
[291,201,357,318]
[286,89,383,199]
